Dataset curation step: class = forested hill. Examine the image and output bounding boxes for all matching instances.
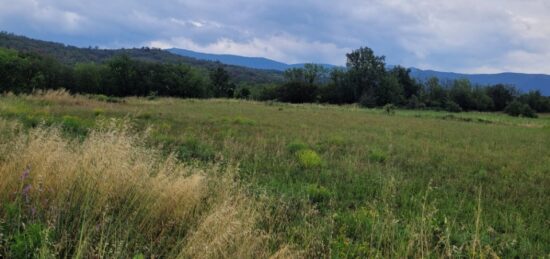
[0,32,283,84]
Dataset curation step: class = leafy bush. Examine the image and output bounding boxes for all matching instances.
[383,104,396,115]
[504,101,538,118]
[296,149,322,168]
[445,100,463,113]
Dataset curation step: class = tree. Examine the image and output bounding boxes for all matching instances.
[303,64,328,85]
[422,77,447,108]
[485,84,517,111]
[283,68,305,83]
[374,74,404,106]
[389,66,420,100]
[449,79,474,110]
[106,55,138,96]
[327,68,354,104]
[276,81,318,103]
[209,65,234,98]
[346,47,387,102]
[519,90,550,113]
[471,87,494,111]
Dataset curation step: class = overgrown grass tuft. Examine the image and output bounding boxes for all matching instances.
[0,119,298,258]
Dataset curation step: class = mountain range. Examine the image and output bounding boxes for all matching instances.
[168,48,550,95]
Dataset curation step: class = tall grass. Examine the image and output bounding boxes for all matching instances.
[0,119,296,258]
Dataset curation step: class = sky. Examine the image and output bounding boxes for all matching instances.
[1,0,550,74]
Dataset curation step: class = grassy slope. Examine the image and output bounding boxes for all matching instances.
[1,92,549,257]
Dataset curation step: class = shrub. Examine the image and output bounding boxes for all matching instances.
[287,140,308,154]
[296,149,322,168]
[383,104,396,115]
[520,105,538,118]
[504,101,538,118]
[444,100,463,113]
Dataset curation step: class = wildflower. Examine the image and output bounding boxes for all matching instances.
[22,184,32,202]
[20,167,31,180]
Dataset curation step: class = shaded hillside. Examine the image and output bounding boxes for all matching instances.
[0,32,283,84]
[168,48,338,71]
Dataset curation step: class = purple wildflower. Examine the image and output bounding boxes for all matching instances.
[20,167,30,180]
[22,184,32,202]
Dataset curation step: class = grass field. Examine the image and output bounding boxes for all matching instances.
[1,91,549,258]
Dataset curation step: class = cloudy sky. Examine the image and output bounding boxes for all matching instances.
[1,0,549,74]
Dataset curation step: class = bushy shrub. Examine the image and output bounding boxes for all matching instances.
[444,100,463,113]
[504,101,538,118]
[296,149,322,168]
[383,104,396,115]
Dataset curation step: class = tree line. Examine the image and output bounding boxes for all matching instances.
[1,46,548,117]
[255,47,550,117]
[0,47,237,98]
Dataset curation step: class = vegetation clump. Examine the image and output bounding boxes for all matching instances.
[504,100,538,118]
[296,149,322,168]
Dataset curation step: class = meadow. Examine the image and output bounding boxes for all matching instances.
[0,90,549,258]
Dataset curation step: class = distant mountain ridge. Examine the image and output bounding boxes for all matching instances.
[168,48,338,72]
[409,68,550,95]
[168,48,550,95]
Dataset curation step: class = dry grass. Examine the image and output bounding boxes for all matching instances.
[0,119,298,258]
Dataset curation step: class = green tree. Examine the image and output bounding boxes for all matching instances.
[346,47,387,102]
[209,65,234,98]
[485,84,517,111]
[389,66,420,100]
[422,77,447,108]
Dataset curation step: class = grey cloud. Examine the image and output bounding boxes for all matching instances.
[0,0,549,73]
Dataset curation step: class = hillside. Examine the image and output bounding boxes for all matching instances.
[0,32,283,84]
[168,48,339,71]
[410,68,550,95]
